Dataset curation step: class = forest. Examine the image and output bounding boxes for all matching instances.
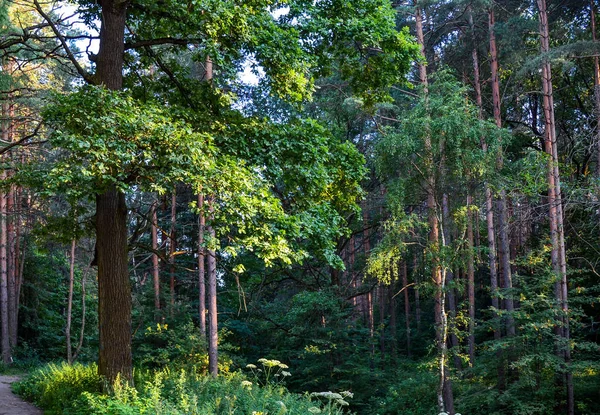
[0,0,598,414]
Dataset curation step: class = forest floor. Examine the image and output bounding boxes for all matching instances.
[0,376,42,415]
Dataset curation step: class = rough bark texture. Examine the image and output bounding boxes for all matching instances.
[95,0,132,383]
[537,1,573,413]
[467,195,476,365]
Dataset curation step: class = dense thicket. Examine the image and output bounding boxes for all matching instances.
[0,1,599,414]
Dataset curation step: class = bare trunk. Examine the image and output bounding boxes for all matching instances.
[73,265,87,362]
[537,1,573,412]
[151,201,160,321]
[0,173,9,364]
[401,261,411,357]
[413,256,421,333]
[467,195,476,365]
[198,193,206,338]
[169,191,176,315]
[207,197,218,376]
[66,239,76,364]
[489,7,515,337]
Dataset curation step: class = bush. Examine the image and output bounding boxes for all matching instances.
[15,362,352,415]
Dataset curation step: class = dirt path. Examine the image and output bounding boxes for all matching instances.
[0,375,42,415]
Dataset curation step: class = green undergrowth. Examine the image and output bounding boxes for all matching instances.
[14,362,351,415]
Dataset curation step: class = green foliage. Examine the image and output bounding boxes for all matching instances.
[15,363,351,415]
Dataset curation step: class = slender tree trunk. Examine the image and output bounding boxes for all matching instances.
[489,7,515,337]
[413,256,421,333]
[389,269,398,360]
[415,4,454,412]
[592,1,600,215]
[151,201,161,321]
[198,193,206,339]
[94,0,132,383]
[73,265,87,362]
[442,194,461,370]
[470,6,504,387]
[66,239,76,364]
[0,172,9,364]
[401,260,411,357]
[537,1,573,413]
[169,191,176,315]
[467,194,476,365]
[207,217,218,376]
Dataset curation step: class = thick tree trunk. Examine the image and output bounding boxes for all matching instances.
[537,1,573,413]
[94,0,132,383]
[66,239,76,364]
[151,201,161,321]
[97,188,132,382]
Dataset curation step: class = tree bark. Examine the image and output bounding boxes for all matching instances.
[169,191,177,315]
[93,0,132,383]
[198,193,206,339]
[0,172,9,364]
[151,201,161,321]
[207,218,218,376]
[537,1,573,413]
[489,7,515,337]
[592,1,600,217]
[467,194,476,365]
[66,239,76,364]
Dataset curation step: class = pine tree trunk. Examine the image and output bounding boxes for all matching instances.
[66,239,76,364]
[207,219,218,376]
[151,201,161,321]
[73,264,87,362]
[592,1,600,214]
[415,4,453,412]
[489,7,515,337]
[0,173,9,364]
[537,1,573,412]
[467,194,476,365]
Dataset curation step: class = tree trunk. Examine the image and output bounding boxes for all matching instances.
[198,193,206,339]
[537,1,573,413]
[169,191,177,315]
[94,0,132,383]
[489,7,515,337]
[467,194,476,365]
[151,201,161,321]
[401,260,410,357]
[0,173,9,364]
[66,239,76,364]
[73,264,87,362]
[207,219,218,376]
[592,1,600,219]
[415,4,454,412]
